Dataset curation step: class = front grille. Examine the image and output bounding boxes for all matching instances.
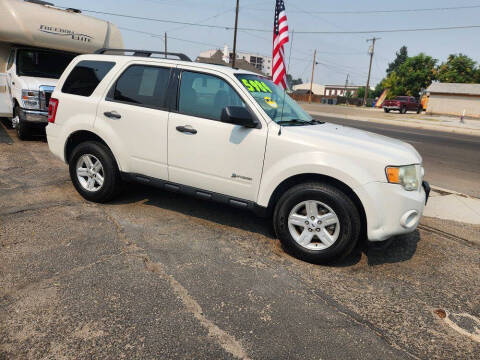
[39,85,55,111]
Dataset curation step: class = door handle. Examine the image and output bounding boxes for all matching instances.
[176,125,197,135]
[104,111,121,119]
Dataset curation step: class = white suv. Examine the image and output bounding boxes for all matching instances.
[46,49,429,263]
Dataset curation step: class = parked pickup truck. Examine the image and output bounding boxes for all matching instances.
[383,96,422,114]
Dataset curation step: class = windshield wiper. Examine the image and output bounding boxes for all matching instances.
[276,119,324,126]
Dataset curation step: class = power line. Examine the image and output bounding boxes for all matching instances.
[247,5,480,15]
[62,8,480,34]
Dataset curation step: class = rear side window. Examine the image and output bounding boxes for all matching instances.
[62,60,115,97]
[110,65,171,109]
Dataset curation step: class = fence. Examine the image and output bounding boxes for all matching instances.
[290,93,375,107]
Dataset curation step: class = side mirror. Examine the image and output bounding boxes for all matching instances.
[221,106,258,128]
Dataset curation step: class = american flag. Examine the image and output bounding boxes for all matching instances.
[272,0,289,89]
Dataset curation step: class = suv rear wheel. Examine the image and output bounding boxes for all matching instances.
[273,182,361,264]
[69,141,122,203]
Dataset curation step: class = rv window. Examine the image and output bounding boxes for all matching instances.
[7,50,15,70]
[62,61,115,97]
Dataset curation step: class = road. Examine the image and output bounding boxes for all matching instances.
[1,121,479,359]
[312,115,480,198]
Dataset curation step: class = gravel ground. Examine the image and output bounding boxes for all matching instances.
[1,122,479,359]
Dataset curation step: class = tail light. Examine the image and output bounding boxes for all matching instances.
[48,98,59,123]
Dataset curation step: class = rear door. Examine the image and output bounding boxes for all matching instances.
[0,48,14,116]
[409,97,417,110]
[167,68,268,202]
[96,62,173,180]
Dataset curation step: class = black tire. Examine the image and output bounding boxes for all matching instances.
[400,106,407,114]
[384,108,390,113]
[68,141,122,203]
[417,106,422,114]
[14,105,30,140]
[273,182,361,264]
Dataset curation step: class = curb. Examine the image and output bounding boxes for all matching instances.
[307,110,480,137]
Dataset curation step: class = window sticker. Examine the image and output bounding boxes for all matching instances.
[264,96,278,108]
[241,79,272,93]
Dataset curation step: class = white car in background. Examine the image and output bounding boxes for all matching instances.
[46,49,429,264]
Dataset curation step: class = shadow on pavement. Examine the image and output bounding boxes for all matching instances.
[365,231,420,266]
[109,182,419,267]
[0,118,13,144]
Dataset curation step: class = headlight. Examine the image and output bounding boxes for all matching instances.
[21,90,40,109]
[386,165,422,191]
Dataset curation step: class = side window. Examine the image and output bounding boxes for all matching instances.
[62,60,115,97]
[178,71,245,121]
[110,65,170,108]
[7,50,15,70]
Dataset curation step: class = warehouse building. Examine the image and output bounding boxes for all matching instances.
[426,82,480,118]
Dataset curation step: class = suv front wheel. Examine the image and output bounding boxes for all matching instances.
[273,182,361,264]
[69,141,122,203]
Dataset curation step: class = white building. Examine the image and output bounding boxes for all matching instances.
[293,83,325,95]
[199,45,272,75]
[426,82,480,118]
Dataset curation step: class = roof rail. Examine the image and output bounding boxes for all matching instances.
[94,48,192,62]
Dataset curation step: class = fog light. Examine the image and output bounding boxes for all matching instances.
[400,210,419,229]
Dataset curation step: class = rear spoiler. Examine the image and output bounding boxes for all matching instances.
[95,48,191,62]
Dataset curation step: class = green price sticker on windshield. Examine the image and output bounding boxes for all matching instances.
[241,79,272,93]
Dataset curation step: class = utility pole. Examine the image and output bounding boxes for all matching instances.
[308,49,317,104]
[232,0,240,68]
[164,32,167,58]
[364,37,380,106]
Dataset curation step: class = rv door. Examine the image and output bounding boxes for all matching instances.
[0,46,13,117]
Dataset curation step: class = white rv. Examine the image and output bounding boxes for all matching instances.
[0,0,123,139]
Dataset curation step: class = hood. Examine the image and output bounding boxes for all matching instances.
[17,76,57,91]
[285,122,422,165]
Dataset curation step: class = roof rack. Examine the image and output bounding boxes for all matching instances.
[95,48,192,62]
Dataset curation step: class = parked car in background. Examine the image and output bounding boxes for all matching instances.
[0,0,123,140]
[382,96,422,114]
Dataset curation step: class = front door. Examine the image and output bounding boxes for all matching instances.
[96,63,173,180]
[168,70,267,202]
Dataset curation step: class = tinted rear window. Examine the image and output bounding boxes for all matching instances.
[110,65,171,109]
[62,60,115,97]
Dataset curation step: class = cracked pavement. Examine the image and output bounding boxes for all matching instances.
[1,122,479,359]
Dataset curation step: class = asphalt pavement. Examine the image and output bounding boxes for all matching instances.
[311,115,480,198]
[1,121,479,359]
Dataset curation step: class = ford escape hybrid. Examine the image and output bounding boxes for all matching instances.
[46,49,430,263]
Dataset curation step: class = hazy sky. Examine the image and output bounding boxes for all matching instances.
[54,0,480,86]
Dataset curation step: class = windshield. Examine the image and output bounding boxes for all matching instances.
[17,50,76,79]
[235,74,313,125]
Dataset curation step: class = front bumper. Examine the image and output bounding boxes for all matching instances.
[362,181,428,242]
[18,108,48,124]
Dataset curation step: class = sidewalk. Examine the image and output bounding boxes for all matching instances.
[301,103,480,136]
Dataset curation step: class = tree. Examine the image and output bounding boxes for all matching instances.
[372,82,385,98]
[386,46,408,75]
[286,74,303,87]
[356,87,366,99]
[437,54,478,83]
[382,53,437,97]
